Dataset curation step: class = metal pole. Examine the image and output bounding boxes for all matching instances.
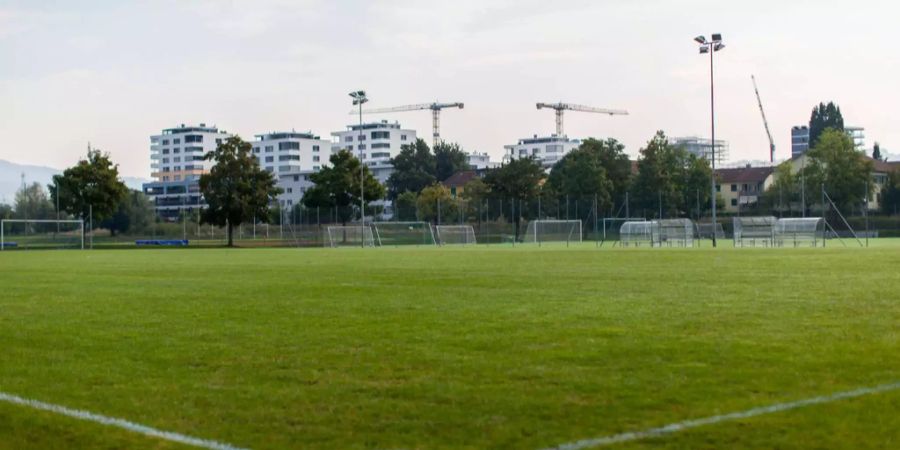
[709,43,718,247]
[89,204,93,249]
[822,183,826,247]
[625,192,630,219]
[864,181,870,247]
[801,157,806,218]
[359,101,365,248]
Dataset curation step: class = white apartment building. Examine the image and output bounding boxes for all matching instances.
[466,152,498,170]
[144,123,232,220]
[503,135,582,170]
[331,120,417,183]
[251,131,331,208]
[671,136,730,165]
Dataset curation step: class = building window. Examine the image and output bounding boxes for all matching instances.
[716,184,721,192]
[313,165,320,171]
[287,188,293,194]
[293,175,300,182]
[371,152,390,158]
[174,175,181,181]
[162,149,170,155]
[162,158,169,163]
[344,136,353,142]
[279,142,300,151]
[162,139,169,145]
[731,199,738,206]
[174,166,181,171]
[265,156,274,163]
[185,135,202,143]
[731,184,737,192]
[313,145,320,152]
[358,144,366,150]
[371,131,389,139]
[253,147,260,153]
[313,156,320,162]
[265,146,274,152]
[372,143,390,149]
[173,139,181,144]
[279,155,300,161]
[174,157,181,162]
[401,134,408,141]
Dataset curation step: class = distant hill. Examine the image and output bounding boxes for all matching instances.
[0,159,148,205]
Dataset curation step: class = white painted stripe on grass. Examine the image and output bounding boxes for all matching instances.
[545,381,900,450]
[0,391,248,450]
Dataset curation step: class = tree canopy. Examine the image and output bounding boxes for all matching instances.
[808,101,844,148]
[433,142,470,182]
[630,131,712,218]
[15,182,55,220]
[483,156,544,237]
[50,149,128,226]
[386,138,436,198]
[302,149,385,224]
[801,128,872,212]
[199,135,281,246]
[415,183,456,223]
[873,142,883,161]
[544,138,631,213]
[100,190,155,236]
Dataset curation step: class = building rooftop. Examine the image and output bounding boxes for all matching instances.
[255,131,320,141]
[162,123,225,135]
[442,170,479,188]
[715,166,775,183]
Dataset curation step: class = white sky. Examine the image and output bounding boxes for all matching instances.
[1,0,898,178]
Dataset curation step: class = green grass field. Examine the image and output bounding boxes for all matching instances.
[1,242,899,449]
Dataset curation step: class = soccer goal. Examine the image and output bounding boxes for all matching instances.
[523,220,582,244]
[696,222,726,240]
[326,225,376,248]
[619,221,654,247]
[435,225,477,245]
[372,222,436,246]
[774,217,825,247]
[1,219,85,250]
[653,219,695,247]
[733,216,776,247]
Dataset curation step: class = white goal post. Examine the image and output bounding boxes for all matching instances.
[435,225,476,245]
[372,221,436,246]
[523,220,582,244]
[1,219,85,250]
[326,225,376,248]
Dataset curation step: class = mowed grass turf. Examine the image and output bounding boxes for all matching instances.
[0,242,899,449]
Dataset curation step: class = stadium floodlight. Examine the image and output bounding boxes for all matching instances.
[326,225,376,248]
[733,216,776,248]
[695,32,725,247]
[349,89,369,248]
[523,220,582,246]
[436,225,477,246]
[1,219,85,250]
[371,222,436,246]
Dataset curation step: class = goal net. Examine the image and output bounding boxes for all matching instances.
[372,222,436,246]
[435,225,476,245]
[733,216,776,247]
[523,220,582,244]
[326,225,376,248]
[774,217,824,247]
[1,219,85,250]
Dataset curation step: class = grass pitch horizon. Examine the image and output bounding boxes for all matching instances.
[1,243,899,449]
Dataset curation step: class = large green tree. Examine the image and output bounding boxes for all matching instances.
[415,183,457,223]
[801,128,873,212]
[386,139,436,199]
[303,149,385,224]
[881,170,900,215]
[808,101,844,148]
[544,138,631,213]
[483,157,544,238]
[762,161,801,214]
[100,190,155,236]
[50,149,128,233]
[0,203,12,221]
[15,182,55,220]
[199,136,281,247]
[631,131,712,218]
[433,142,470,182]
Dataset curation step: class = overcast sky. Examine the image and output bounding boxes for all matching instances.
[1,0,897,178]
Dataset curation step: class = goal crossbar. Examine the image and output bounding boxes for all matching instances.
[1,219,85,250]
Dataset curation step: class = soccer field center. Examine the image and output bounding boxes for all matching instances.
[1,241,899,449]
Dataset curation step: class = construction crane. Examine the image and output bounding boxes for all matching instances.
[536,102,628,137]
[355,102,464,148]
[751,75,776,162]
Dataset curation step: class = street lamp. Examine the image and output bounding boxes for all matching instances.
[695,33,724,247]
[349,90,368,248]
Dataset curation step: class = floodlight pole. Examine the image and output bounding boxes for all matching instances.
[350,90,368,248]
[696,34,724,247]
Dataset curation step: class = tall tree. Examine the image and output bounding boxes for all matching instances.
[881,170,900,215]
[415,183,457,224]
[801,128,873,212]
[394,191,419,221]
[631,131,712,218]
[872,142,883,161]
[199,136,281,247]
[808,101,844,148]
[303,149,385,225]
[386,139,436,198]
[0,203,12,221]
[14,182,55,220]
[483,157,544,238]
[545,145,613,212]
[101,190,155,236]
[50,149,128,235]
[433,142,470,182]
[763,161,801,214]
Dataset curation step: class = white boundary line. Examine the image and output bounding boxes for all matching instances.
[544,381,900,450]
[0,391,248,450]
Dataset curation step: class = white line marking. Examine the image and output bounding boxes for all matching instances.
[544,381,900,450]
[0,391,248,450]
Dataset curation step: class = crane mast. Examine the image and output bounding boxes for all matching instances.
[751,75,776,162]
[356,102,464,148]
[536,102,628,136]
